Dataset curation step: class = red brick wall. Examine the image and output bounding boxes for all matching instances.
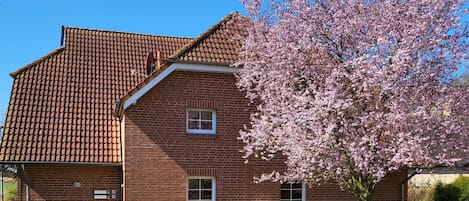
[124,70,407,201]
[17,164,122,201]
[124,71,257,201]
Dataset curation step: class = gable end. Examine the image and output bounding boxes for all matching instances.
[120,63,239,112]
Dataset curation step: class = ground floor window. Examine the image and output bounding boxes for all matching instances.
[281,183,305,201]
[188,177,216,201]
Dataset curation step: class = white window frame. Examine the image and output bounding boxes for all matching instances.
[187,176,216,201]
[93,190,108,200]
[93,189,117,200]
[280,183,306,201]
[186,109,216,134]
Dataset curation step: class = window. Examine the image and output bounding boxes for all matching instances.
[93,189,117,200]
[188,177,216,201]
[186,109,216,134]
[280,183,305,201]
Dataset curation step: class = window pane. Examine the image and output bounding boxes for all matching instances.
[94,195,108,199]
[201,121,212,130]
[188,111,200,119]
[292,190,302,199]
[292,183,302,189]
[201,111,212,120]
[280,190,290,199]
[188,121,200,129]
[280,183,290,189]
[201,179,212,189]
[201,190,212,199]
[188,190,199,199]
[188,179,199,189]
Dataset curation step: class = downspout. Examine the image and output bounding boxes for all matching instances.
[2,166,4,201]
[119,113,125,201]
[20,165,31,201]
[401,170,418,201]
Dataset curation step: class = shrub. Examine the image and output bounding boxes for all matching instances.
[452,176,469,201]
[460,191,469,201]
[5,181,17,201]
[434,182,461,201]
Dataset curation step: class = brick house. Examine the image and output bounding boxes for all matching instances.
[0,12,408,201]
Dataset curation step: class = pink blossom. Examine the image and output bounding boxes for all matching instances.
[235,0,469,200]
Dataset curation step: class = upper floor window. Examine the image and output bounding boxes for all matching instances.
[187,109,216,134]
[188,177,216,201]
[281,183,305,201]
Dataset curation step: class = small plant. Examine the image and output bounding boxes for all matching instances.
[452,176,469,201]
[434,182,461,201]
[4,181,17,201]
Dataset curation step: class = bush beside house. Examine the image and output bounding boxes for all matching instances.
[433,176,469,201]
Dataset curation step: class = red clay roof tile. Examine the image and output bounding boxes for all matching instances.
[0,27,192,163]
[115,12,249,116]
[167,12,249,65]
[1,12,249,164]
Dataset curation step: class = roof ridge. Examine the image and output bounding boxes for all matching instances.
[10,47,66,78]
[64,26,193,39]
[167,11,241,61]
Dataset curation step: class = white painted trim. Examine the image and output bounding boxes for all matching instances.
[123,63,238,110]
[186,109,217,135]
[187,176,216,201]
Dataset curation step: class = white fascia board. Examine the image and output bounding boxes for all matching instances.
[123,63,239,110]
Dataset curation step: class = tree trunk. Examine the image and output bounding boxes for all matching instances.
[355,188,372,201]
[350,175,375,201]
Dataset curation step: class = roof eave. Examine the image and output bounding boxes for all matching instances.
[162,59,232,67]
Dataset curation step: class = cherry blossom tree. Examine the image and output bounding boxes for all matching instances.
[235,0,469,200]
[453,73,469,86]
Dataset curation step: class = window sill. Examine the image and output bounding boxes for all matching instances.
[186,129,216,135]
[185,133,218,140]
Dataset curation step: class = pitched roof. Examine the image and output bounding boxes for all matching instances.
[115,12,249,116]
[166,11,249,66]
[0,27,192,163]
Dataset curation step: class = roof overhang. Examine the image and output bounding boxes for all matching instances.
[119,63,239,113]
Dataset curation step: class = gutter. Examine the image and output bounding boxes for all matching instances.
[114,101,123,120]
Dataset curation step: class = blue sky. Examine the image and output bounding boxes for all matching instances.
[0,0,246,117]
[0,1,468,119]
